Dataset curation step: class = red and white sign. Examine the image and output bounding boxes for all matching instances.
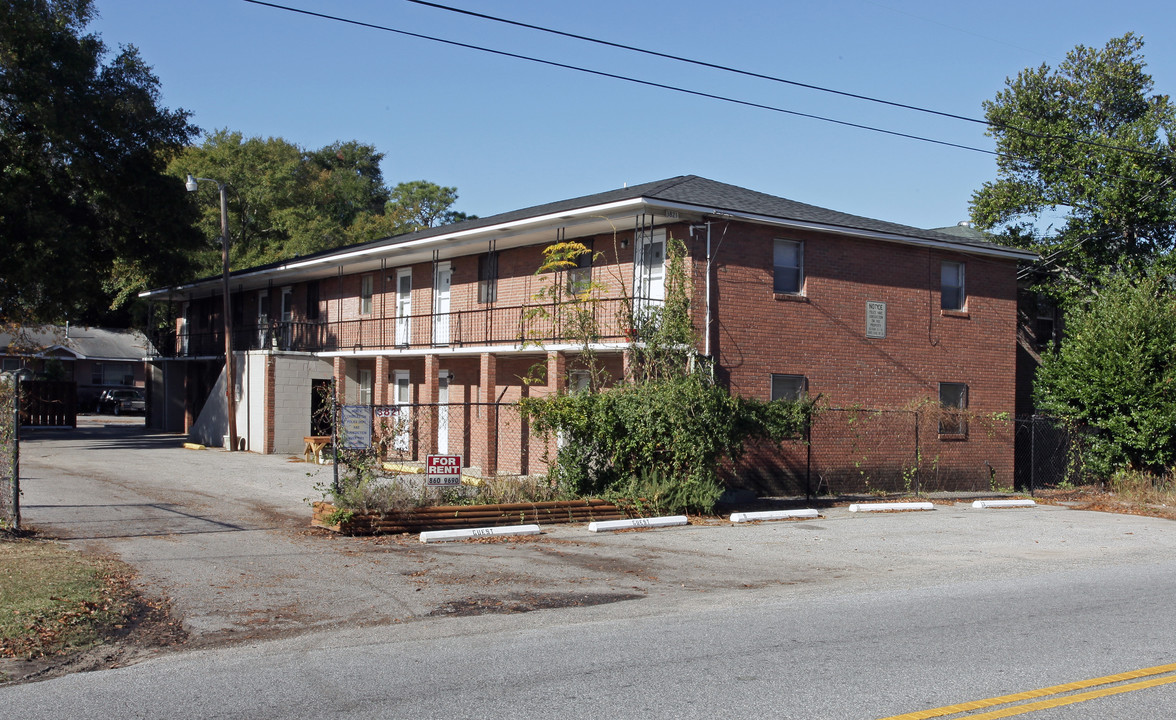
[426,454,463,486]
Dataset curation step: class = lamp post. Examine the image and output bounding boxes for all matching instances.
[186,174,238,452]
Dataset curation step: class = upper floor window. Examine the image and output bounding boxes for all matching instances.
[567,242,593,295]
[941,261,965,311]
[360,274,374,315]
[774,240,804,294]
[771,373,807,402]
[478,251,498,304]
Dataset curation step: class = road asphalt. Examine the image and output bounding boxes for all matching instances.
[9,417,1175,683]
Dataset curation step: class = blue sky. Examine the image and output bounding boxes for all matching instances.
[90,0,1175,231]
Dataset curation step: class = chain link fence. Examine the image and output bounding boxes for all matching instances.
[1013,415,1093,491]
[1,378,19,531]
[335,402,1086,498]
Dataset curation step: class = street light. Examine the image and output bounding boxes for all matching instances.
[185,174,238,452]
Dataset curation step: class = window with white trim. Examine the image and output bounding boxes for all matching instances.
[360,274,374,315]
[773,239,804,294]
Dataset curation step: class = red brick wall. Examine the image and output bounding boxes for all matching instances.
[706,222,1018,492]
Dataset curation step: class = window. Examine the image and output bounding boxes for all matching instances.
[939,382,968,436]
[360,274,374,315]
[771,374,807,402]
[91,362,133,387]
[306,280,320,320]
[941,261,965,311]
[478,251,498,304]
[567,242,593,295]
[774,240,804,294]
[2,358,20,372]
[568,370,591,393]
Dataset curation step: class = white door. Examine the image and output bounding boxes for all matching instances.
[634,229,666,318]
[392,369,410,452]
[437,370,449,454]
[179,302,190,356]
[257,289,270,347]
[395,269,412,346]
[357,369,373,406]
[433,261,451,345]
[279,286,293,349]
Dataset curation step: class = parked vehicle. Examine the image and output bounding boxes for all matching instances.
[97,388,145,415]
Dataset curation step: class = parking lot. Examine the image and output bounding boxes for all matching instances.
[18,419,1175,650]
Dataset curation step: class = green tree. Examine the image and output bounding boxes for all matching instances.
[386,180,475,232]
[1034,271,1176,475]
[169,136,471,275]
[0,0,202,324]
[971,33,1176,297]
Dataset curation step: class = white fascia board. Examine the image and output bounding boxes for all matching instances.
[141,198,651,300]
[644,200,1039,261]
[315,342,630,359]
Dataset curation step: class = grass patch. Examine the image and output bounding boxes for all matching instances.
[0,539,139,660]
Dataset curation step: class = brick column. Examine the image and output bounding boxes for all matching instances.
[422,354,439,455]
[479,352,498,476]
[373,355,389,406]
[332,356,346,404]
[546,351,566,396]
[263,354,276,454]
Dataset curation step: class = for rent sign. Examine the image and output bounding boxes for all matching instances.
[426,454,463,486]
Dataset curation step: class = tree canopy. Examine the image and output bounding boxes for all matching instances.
[1034,271,1176,476]
[971,33,1176,297]
[169,133,475,275]
[0,0,203,324]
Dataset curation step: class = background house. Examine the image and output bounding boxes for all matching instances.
[0,325,152,412]
[141,176,1035,492]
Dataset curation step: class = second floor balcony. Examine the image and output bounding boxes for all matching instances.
[155,296,647,358]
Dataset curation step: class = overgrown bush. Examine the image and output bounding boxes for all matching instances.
[520,235,812,513]
[1034,270,1176,476]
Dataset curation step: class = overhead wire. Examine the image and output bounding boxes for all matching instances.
[403,0,1176,165]
[242,0,1168,191]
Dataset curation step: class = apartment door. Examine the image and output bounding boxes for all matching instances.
[179,302,190,356]
[395,269,412,346]
[437,370,449,454]
[392,369,410,452]
[634,229,666,318]
[279,286,293,349]
[433,261,451,345]
[257,289,270,347]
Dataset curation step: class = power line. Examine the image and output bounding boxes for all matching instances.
[403,0,1175,165]
[242,0,1168,189]
[241,0,994,156]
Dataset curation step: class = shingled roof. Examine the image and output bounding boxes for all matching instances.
[378,174,1031,255]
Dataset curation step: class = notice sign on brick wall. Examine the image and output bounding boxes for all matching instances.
[866,301,887,339]
[426,454,463,486]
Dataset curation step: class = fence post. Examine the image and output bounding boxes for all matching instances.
[1029,414,1036,497]
[913,410,920,497]
[805,417,813,500]
[6,380,20,532]
[331,378,339,494]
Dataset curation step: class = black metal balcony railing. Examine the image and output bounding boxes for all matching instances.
[152,297,645,358]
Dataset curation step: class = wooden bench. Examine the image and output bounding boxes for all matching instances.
[303,436,332,464]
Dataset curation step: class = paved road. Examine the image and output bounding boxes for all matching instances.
[4,420,1176,718]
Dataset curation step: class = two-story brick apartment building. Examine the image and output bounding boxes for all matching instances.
[141,176,1035,492]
